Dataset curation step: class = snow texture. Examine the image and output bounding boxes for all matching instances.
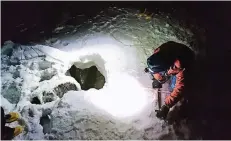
[1,7,195,140]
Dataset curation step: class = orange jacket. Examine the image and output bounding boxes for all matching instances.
[165,59,185,107]
[153,59,185,107]
[151,41,194,107]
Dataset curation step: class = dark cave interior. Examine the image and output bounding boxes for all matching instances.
[2,1,231,139]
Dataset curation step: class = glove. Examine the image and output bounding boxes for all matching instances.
[152,79,162,88]
[5,112,20,123]
[156,105,170,120]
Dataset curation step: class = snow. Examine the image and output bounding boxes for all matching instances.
[1,7,195,140]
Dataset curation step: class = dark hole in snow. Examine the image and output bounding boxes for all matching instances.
[67,65,105,90]
[40,115,52,134]
[31,97,41,104]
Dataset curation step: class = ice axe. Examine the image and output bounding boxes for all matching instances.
[155,88,162,112]
[152,80,162,112]
[155,89,170,121]
[152,81,171,113]
[144,67,163,112]
[144,67,169,113]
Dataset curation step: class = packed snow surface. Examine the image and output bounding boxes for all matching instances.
[1,7,195,139]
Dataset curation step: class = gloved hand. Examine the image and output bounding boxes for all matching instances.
[156,105,170,120]
[152,79,162,88]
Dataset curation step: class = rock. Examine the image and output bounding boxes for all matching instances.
[42,108,52,117]
[13,70,20,79]
[39,70,57,82]
[2,82,21,104]
[53,83,78,98]
[40,115,52,134]
[1,41,14,56]
[9,58,20,66]
[42,92,55,103]
[38,61,53,70]
[41,82,78,103]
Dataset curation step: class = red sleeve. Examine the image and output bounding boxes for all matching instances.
[165,69,185,107]
[165,60,185,107]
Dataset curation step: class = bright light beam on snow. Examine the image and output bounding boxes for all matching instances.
[50,35,151,119]
[86,72,149,119]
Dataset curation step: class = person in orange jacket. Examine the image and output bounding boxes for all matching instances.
[144,41,195,120]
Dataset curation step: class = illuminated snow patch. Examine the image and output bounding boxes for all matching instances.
[38,40,149,118]
[86,72,149,118]
[70,45,149,118]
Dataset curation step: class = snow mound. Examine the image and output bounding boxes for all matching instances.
[46,92,145,140]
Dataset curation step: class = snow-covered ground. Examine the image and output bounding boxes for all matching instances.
[1,7,195,139]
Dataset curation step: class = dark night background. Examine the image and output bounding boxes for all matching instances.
[1,1,231,139]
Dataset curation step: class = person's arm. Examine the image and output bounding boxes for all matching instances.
[165,60,185,107]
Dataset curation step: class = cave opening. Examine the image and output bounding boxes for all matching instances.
[66,65,105,90]
[31,97,41,104]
